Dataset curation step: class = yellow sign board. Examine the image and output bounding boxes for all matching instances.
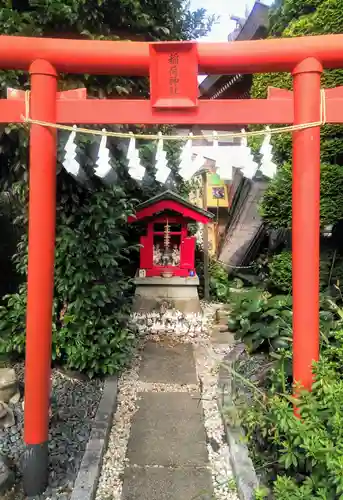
[207,173,229,208]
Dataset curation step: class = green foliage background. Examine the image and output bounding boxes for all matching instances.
[0,0,214,375]
[268,247,343,293]
[234,2,343,497]
[253,0,343,229]
[240,341,343,499]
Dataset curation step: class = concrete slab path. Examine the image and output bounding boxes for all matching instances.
[122,341,213,500]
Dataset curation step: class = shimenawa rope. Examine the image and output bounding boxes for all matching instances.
[20,89,327,142]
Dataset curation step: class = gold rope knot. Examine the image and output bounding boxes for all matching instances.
[19,90,31,126]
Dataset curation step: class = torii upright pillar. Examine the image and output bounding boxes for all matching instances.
[22,60,57,495]
[292,58,322,395]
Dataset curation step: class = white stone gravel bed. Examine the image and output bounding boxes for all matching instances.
[95,349,142,500]
[96,305,239,500]
[0,364,103,500]
[194,343,239,500]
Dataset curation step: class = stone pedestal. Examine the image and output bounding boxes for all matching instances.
[133,275,201,313]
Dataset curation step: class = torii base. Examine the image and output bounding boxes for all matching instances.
[133,275,201,313]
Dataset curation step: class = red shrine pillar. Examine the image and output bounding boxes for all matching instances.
[292,58,322,398]
[23,60,57,495]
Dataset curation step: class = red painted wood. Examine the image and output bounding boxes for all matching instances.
[4,97,343,125]
[292,60,322,395]
[8,30,343,484]
[269,85,343,100]
[24,61,57,449]
[0,99,24,122]
[4,37,340,436]
[139,235,153,269]
[3,92,343,125]
[0,98,293,125]
[6,88,87,100]
[181,223,188,239]
[325,86,343,97]
[268,87,292,99]
[57,88,87,100]
[267,86,343,125]
[150,42,198,109]
[137,212,197,277]
[152,216,184,224]
[3,34,343,75]
[57,98,294,125]
[128,200,212,224]
[180,237,195,269]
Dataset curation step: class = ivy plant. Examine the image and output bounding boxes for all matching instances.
[251,0,343,229]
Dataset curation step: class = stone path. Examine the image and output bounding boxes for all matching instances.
[122,341,214,500]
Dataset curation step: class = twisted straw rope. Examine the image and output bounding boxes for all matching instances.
[21,89,327,141]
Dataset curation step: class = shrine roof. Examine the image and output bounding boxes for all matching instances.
[128,190,215,224]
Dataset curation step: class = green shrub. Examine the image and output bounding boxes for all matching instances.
[0,284,34,356]
[228,288,293,353]
[209,261,230,301]
[229,287,338,354]
[268,249,343,293]
[260,163,343,229]
[0,183,139,377]
[231,293,343,499]
[209,260,244,302]
[268,251,293,293]
[54,313,137,377]
[239,341,343,499]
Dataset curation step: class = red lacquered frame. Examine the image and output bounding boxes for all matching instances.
[0,32,342,492]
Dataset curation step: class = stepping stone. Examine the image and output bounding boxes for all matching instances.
[211,326,235,345]
[127,392,208,466]
[122,466,213,500]
[139,342,197,385]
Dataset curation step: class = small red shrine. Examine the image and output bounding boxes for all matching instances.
[128,190,214,278]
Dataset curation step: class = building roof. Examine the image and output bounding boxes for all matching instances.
[233,1,269,42]
[128,190,215,224]
[199,1,270,99]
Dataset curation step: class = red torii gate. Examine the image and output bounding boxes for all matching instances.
[1,34,343,495]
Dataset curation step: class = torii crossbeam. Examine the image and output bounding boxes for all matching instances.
[1,34,343,495]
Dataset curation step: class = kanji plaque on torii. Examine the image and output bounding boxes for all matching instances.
[149,42,198,108]
[0,33,343,495]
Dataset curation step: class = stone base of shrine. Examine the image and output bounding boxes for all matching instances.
[133,275,201,314]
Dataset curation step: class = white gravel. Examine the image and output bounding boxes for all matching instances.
[95,304,239,500]
[136,381,198,393]
[95,350,142,500]
[194,343,238,500]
